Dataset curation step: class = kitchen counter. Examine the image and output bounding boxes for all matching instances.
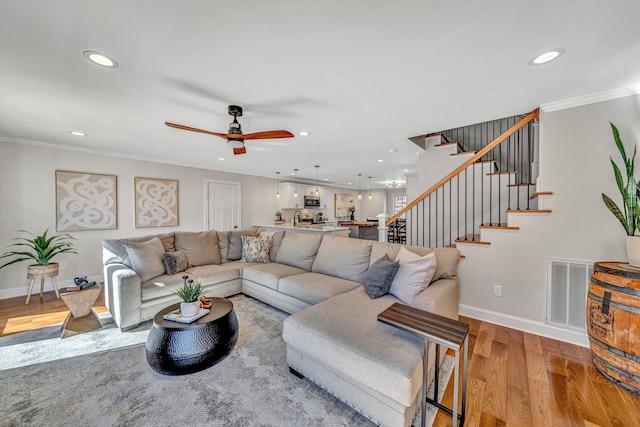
[338,221,379,240]
[255,224,350,238]
[338,221,379,227]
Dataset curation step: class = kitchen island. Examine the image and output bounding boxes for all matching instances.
[255,224,350,238]
[338,221,379,240]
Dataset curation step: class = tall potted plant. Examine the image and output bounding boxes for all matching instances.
[601,122,640,267]
[0,228,77,274]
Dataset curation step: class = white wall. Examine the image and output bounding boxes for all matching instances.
[0,141,280,298]
[457,94,640,346]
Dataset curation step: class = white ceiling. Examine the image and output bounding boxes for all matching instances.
[1,1,639,190]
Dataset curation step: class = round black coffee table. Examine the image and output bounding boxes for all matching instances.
[145,298,238,375]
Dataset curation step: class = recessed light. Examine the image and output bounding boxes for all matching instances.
[83,50,119,68]
[529,48,565,65]
[377,159,384,163]
[218,157,226,161]
[298,131,310,136]
[388,148,396,153]
[403,169,409,172]
[69,131,86,136]
[323,178,329,181]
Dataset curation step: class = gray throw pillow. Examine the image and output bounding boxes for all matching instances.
[363,254,400,299]
[162,251,187,275]
[228,230,259,261]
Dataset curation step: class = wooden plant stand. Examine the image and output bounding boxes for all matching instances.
[26,263,60,304]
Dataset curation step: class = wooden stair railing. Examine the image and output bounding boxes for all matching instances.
[386,108,540,246]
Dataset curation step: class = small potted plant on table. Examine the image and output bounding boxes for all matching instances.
[174,275,203,317]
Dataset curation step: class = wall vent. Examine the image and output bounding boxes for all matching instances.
[546,259,593,330]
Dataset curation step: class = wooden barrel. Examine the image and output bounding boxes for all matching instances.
[587,262,640,395]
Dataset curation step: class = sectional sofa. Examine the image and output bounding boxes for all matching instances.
[102,228,460,427]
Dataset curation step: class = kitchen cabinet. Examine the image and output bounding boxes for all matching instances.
[278,183,303,209]
[279,183,333,210]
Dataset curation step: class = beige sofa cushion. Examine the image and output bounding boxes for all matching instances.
[175,231,221,267]
[123,237,165,282]
[185,264,242,285]
[242,263,307,290]
[102,232,175,267]
[282,287,424,407]
[275,232,323,271]
[312,236,372,283]
[370,242,459,283]
[278,272,361,305]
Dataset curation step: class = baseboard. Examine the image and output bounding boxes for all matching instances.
[459,304,590,348]
[0,274,103,300]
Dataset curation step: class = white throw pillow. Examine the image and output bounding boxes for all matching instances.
[240,235,272,263]
[389,247,437,304]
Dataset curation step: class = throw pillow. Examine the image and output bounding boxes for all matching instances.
[228,230,260,261]
[389,248,437,304]
[362,254,400,299]
[162,251,187,275]
[259,230,285,262]
[240,235,271,263]
[123,237,165,282]
[174,231,221,267]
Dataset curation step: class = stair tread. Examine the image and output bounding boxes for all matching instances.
[434,141,458,148]
[507,183,536,187]
[486,171,516,176]
[455,234,490,245]
[529,191,554,199]
[455,238,491,245]
[507,209,552,213]
[451,151,476,157]
[479,225,520,230]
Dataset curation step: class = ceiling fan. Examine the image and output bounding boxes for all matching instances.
[165,105,294,155]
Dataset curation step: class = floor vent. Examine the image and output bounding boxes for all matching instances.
[546,259,593,330]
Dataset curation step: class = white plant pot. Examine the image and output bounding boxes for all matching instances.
[180,301,200,317]
[626,235,640,268]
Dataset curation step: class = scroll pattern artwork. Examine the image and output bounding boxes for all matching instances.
[56,170,117,231]
[135,177,178,228]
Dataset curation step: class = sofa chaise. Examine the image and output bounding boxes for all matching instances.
[102,229,460,426]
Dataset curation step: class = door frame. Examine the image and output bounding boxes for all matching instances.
[204,178,242,231]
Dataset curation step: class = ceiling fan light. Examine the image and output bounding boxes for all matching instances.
[227,139,244,149]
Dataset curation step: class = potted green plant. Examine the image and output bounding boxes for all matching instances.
[0,229,77,278]
[275,211,282,221]
[174,275,203,316]
[601,122,640,267]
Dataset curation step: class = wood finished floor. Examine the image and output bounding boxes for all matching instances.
[1,291,639,426]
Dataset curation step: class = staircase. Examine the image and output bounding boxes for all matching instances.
[387,109,552,247]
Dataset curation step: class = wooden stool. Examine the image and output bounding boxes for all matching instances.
[26,264,60,304]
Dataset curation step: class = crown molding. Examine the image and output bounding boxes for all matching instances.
[540,83,640,113]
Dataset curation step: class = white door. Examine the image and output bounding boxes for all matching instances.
[205,179,241,231]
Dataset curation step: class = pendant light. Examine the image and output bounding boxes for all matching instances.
[357,174,363,200]
[315,165,320,197]
[293,169,299,198]
[368,176,373,200]
[275,171,280,199]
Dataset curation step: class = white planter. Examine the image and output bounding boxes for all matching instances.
[626,235,640,268]
[180,301,200,317]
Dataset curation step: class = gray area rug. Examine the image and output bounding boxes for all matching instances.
[0,295,453,427]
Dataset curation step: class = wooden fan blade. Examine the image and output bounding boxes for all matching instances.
[233,146,247,155]
[165,122,228,139]
[243,130,294,140]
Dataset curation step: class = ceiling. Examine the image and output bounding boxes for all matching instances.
[1,1,639,190]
